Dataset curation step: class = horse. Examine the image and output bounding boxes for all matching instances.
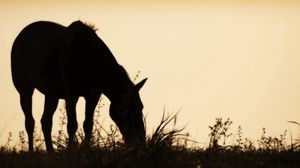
[11,20,147,152]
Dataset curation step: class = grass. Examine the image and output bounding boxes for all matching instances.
[0,109,300,168]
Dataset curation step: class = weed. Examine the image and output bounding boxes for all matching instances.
[287,120,300,150]
[1,113,300,168]
[208,117,233,150]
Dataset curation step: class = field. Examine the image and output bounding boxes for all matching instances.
[1,113,300,168]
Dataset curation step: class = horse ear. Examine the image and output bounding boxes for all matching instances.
[135,78,147,91]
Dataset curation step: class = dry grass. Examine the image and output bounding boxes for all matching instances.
[1,111,300,168]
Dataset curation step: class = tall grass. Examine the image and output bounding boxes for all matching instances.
[1,107,300,168]
[287,121,300,150]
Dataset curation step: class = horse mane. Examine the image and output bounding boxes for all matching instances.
[83,22,98,32]
[69,21,134,87]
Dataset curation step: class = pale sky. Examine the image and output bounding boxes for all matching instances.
[1,0,300,146]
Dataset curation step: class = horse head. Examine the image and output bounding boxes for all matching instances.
[109,78,147,147]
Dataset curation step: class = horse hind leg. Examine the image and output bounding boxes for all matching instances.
[41,95,58,152]
[19,86,34,152]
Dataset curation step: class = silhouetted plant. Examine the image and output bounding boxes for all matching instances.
[257,127,287,151]
[33,128,44,151]
[231,125,255,151]
[53,105,68,151]
[208,117,233,150]
[1,114,300,168]
[231,125,246,151]
[287,121,300,151]
[242,138,255,151]
[5,132,13,150]
[236,126,243,147]
[18,131,26,151]
[0,94,299,167]
[89,97,123,149]
[147,111,189,150]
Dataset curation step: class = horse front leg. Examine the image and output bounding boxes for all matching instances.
[65,96,79,149]
[83,93,101,146]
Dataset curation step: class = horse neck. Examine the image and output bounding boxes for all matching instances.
[102,66,134,102]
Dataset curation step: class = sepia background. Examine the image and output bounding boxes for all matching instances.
[1,0,300,146]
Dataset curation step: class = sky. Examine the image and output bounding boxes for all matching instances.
[1,0,300,146]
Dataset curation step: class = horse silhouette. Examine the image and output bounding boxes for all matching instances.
[11,20,147,152]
